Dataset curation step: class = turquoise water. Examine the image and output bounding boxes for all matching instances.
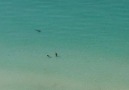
[0,0,129,90]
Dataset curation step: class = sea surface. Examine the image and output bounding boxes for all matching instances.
[0,0,129,90]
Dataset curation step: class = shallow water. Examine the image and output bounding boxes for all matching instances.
[0,0,129,90]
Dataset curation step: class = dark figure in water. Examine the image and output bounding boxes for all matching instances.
[47,55,51,58]
[55,52,59,57]
[35,29,41,32]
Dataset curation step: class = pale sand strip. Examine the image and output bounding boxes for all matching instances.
[0,69,86,90]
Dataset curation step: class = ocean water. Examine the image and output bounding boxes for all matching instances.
[0,0,129,90]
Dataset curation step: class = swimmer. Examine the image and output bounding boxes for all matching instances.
[55,52,59,57]
[47,55,51,58]
[35,29,41,32]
